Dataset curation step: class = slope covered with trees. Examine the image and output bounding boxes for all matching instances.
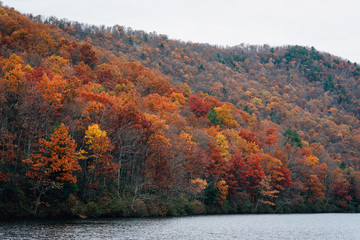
[0,4,360,218]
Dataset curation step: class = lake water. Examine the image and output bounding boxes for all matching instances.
[0,214,359,239]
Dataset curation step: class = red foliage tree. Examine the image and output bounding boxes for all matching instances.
[206,144,228,181]
[80,43,98,68]
[189,96,211,117]
[226,153,265,200]
[238,128,262,147]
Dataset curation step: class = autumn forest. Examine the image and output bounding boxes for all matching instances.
[1,4,360,218]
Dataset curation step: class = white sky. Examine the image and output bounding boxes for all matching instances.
[2,0,360,63]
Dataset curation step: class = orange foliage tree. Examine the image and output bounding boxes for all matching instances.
[23,123,80,213]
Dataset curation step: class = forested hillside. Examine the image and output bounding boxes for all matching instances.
[1,4,359,218]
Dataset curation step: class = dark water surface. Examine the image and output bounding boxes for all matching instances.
[0,214,359,239]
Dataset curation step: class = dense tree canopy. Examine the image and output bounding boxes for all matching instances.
[0,4,360,218]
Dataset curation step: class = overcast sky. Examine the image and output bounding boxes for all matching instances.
[3,0,360,63]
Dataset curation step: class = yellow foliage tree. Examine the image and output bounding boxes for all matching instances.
[215,134,230,161]
[83,124,113,161]
[169,92,187,106]
[191,178,207,193]
[214,179,228,206]
[214,104,238,128]
[180,132,197,150]
[1,54,26,96]
[305,155,319,166]
[79,123,117,196]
